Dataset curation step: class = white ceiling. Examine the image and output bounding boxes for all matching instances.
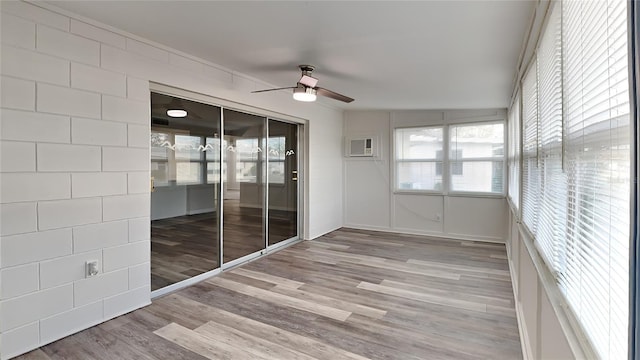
[46,1,534,110]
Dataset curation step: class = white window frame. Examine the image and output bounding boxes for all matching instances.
[392,120,506,197]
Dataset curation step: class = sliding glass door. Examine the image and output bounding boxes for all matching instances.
[267,119,299,246]
[150,92,221,291]
[222,109,266,264]
[150,89,301,293]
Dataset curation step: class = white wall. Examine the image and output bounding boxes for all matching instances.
[344,109,508,242]
[0,1,343,358]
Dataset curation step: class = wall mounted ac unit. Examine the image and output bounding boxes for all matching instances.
[347,137,375,157]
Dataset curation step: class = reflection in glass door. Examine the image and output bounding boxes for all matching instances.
[267,120,298,245]
[150,92,221,291]
[222,109,266,264]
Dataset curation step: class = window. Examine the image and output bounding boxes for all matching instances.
[507,94,521,210]
[449,123,504,194]
[560,1,629,358]
[394,123,505,194]
[521,62,540,234]
[514,1,631,358]
[395,126,444,191]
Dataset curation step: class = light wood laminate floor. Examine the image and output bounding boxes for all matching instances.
[18,228,522,360]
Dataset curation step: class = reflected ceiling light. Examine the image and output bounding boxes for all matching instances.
[166,109,187,117]
[293,87,317,102]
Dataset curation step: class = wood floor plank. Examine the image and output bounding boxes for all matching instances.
[207,277,353,321]
[154,323,268,360]
[357,281,488,313]
[194,321,319,360]
[231,267,305,288]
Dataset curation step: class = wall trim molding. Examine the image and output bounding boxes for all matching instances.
[506,244,534,360]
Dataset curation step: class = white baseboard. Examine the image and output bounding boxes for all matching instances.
[342,224,505,244]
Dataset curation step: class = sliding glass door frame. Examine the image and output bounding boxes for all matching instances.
[149,83,305,296]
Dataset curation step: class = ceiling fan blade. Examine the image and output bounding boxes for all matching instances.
[252,86,296,94]
[315,87,354,103]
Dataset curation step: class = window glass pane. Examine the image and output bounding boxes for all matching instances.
[268,162,285,184]
[395,127,443,160]
[450,161,504,193]
[175,135,202,160]
[151,132,170,160]
[268,137,286,160]
[397,162,443,191]
[450,123,504,159]
[207,162,225,183]
[236,138,259,161]
[151,161,169,185]
[205,137,222,160]
[176,162,201,184]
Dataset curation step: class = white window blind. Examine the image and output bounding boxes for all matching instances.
[449,122,505,194]
[535,4,566,272]
[507,94,521,210]
[521,61,540,234]
[395,127,444,191]
[560,0,630,358]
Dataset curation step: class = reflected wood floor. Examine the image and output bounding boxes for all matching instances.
[151,200,296,290]
[18,228,522,360]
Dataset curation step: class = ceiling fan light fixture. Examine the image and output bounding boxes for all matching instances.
[167,109,187,117]
[293,87,317,102]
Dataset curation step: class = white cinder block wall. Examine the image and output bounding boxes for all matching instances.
[0,1,344,358]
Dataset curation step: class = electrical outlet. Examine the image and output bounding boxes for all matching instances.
[86,260,99,278]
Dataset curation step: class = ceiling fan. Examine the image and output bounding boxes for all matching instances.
[252,65,354,103]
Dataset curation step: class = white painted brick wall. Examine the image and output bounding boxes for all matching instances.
[126,38,168,62]
[74,269,128,307]
[104,285,150,319]
[37,83,101,118]
[103,241,149,272]
[128,217,150,242]
[70,19,125,49]
[102,95,149,124]
[1,229,72,267]
[1,45,69,85]
[169,53,203,73]
[128,262,150,289]
[72,117,127,147]
[0,284,73,332]
[39,250,102,289]
[72,172,127,198]
[0,12,36,49]
[0,109,70,143]
[102,147,149,171]
[37,143,101,172]
[71,63,126,97]
[0,322,39,360]
[0,263,39,300]
[38,198,102,230]
[1,75,35,110]
[0,173,70,203]
[127,171,150,194]
[126,77,150,101]
[103,194,149,221]
[0,1,69,31]
[127,124,149,148]
[37,25,100,66]
[0,202,37,236]
[40,300,103,345]
[73,220,128,253]
[0,141,36,172]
